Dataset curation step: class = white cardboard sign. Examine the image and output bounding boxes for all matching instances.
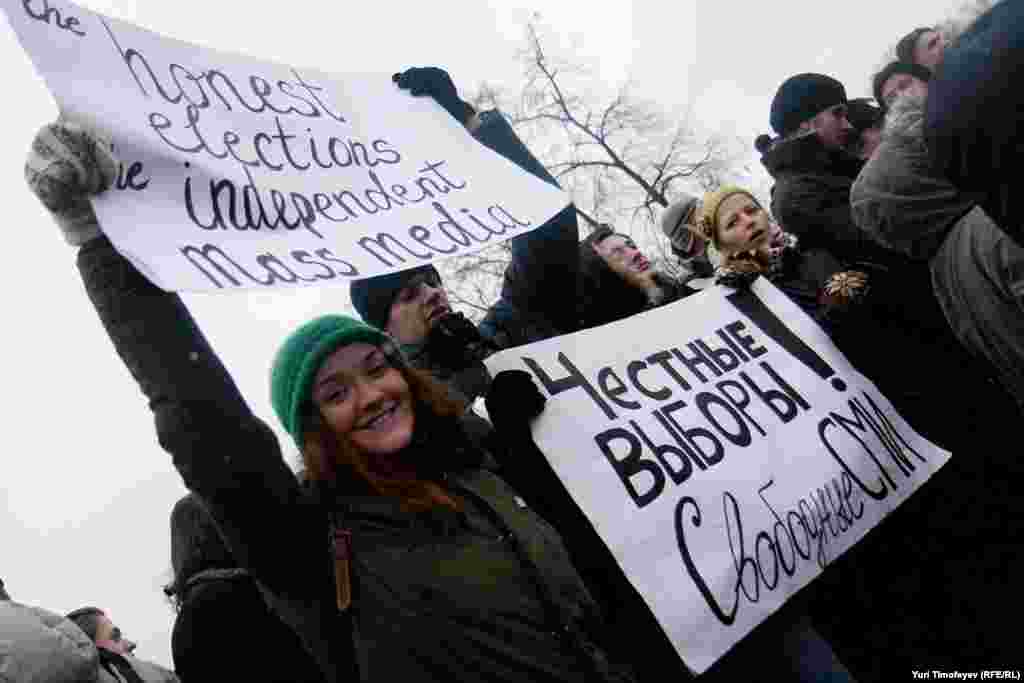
[486,279,950,674]
[5,0,568,291]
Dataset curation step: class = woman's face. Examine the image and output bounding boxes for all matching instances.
[312,343,415,457]
[914,30,947,70]
[714,194,777,256]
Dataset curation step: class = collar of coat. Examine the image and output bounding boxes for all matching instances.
[761,128,864,181]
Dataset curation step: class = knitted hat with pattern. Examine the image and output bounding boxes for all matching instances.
[270,315,393,445]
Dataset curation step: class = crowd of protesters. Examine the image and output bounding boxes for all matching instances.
[4,2,1024,680]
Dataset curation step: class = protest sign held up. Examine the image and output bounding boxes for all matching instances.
[486,278,951,674]
[4,0,569,291]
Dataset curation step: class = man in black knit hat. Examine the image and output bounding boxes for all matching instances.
[759,72,893,266]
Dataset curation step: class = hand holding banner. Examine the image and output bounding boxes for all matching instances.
[5,0,568,291]
[486,279,950,674]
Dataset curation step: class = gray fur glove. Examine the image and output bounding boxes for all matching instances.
[24,121,118,246]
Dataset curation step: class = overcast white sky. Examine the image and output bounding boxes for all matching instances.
[0,0,967,668]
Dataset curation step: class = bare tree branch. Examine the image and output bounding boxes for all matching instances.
[445,16,741,314]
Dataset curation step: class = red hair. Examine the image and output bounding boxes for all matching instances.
[300,364,465,512]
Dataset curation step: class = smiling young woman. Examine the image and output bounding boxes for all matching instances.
[277,316,468,512]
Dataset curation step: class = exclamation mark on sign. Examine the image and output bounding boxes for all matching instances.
[726,290,847,392]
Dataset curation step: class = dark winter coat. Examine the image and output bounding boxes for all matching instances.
[172,569,324,682]
[489,409,848,683]
[77,237,635,683]
[851,94,1024,407]
[761,129,892,266]
[474,111,580,346]
[786,95,1024,680]
[761,126,976,441]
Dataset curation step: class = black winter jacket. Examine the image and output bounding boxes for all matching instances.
[77,237,636,683]
[172,569,325,682]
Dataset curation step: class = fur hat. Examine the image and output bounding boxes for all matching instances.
[770,73,848,135]
[698,186,762,248]
[349,265,441,331]
[270,315,395,445]
[660,195,702,256]
[872,61,932,111]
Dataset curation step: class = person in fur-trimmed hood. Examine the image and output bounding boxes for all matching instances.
[829,65,1024,681]
[852,65,1024,409]
[925,0,1024,247]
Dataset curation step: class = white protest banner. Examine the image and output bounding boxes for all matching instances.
[485,279,950,674]
[4,0,568,291]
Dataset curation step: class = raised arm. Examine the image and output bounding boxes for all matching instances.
[472,111,580,338]
[393,67,580,340]
[25,122,325,597]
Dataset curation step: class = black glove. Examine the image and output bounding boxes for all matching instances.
[485,369,547,433]
[392,67,476,125]
[422,311,493,370]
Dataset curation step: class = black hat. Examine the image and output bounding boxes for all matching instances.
[349,265,442,331]
[770,73,847,135]
[872,61,932,111]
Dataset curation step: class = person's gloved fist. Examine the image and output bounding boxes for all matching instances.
[392,67,476,125]
[485,369,547,432]
[25,121,118,246]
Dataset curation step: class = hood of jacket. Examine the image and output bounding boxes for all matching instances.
[0,601,99,683]
[850,93,976,261]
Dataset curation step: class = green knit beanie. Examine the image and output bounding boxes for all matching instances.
[270,314,392,446]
